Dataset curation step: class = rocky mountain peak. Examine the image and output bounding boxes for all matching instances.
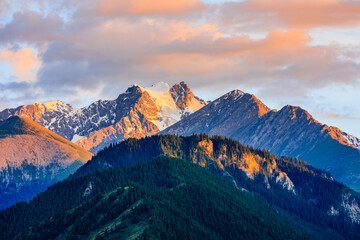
[170,81,194,110]
[73,81,208,153]
[223,89,245,99]
[162,90,271,138]
[170,81,191,93]
[279,105,317,122]
[214,90,270,117]
[169,81,207,110]
[125,84,143,94]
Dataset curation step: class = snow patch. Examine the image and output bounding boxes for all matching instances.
[341,192,360,223]
[328,206,339,216]
[44,100,62,111]
[340,131,360,149]
[145,81,170,92]
[83,182,93,197]
[72,134,84,143]
[139,82,195,130]
[275,172,296,195]
[155,108,194,131]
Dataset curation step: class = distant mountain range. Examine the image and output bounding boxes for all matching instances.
[1,81,360,191]
[0,116,92,209]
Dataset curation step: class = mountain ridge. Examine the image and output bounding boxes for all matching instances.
[0,116,93,209]
[161,90,360,191]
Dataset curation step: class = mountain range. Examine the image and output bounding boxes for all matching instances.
[0,116,93,209]
[1,81,360,238]
[1,81,360,203]
[0,82,206,154]
[162,89,360,191]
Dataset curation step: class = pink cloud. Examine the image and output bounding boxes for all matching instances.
[219,0,360,30]
[91,0,205,16]
[0,47,41,82]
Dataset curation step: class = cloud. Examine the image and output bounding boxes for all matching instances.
[320,111,359,120]
[0,47,41,82]
[0,0,9,15]
[29,14,358,104]
[89,0,205,16]
[0,11,64,44]
[0,81,41,110]
[0,0,358,120]
[143,29,359,93]
[35,18,225,95]
[218,0,360,30]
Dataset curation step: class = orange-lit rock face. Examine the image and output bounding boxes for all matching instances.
[13,104,45,122]
[170,81,207,111]
[74,82,207,153]
[238,153,260,179]
[198,139,214,156]
[4,101,64,123]
[76,93,160,153]
[249,95,271,117]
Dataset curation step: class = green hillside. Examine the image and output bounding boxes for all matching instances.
[73,134,360,239]
[0,157,307,240]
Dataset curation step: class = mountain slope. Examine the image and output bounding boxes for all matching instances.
[0,82,206,154]
[73,134,360,239]
[0,116,93,209]
[161,90,270,136]
[162,90,360,191]
[0,157,308,240]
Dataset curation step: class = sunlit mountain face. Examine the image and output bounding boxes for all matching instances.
[1,0,360,239]
[0,116,93,209]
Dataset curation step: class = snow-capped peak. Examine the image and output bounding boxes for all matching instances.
[132,81,207,131]
[44,100,62,111]
[140,82,177,109]
[144,81,170,92]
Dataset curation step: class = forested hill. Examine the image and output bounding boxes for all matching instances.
[0,157,307,240]
[73,134,360,239]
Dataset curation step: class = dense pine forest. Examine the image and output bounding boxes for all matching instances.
[74,134,360,239]
[0,157,308,239]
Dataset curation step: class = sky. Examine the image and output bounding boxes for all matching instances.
[0,0,359,137]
